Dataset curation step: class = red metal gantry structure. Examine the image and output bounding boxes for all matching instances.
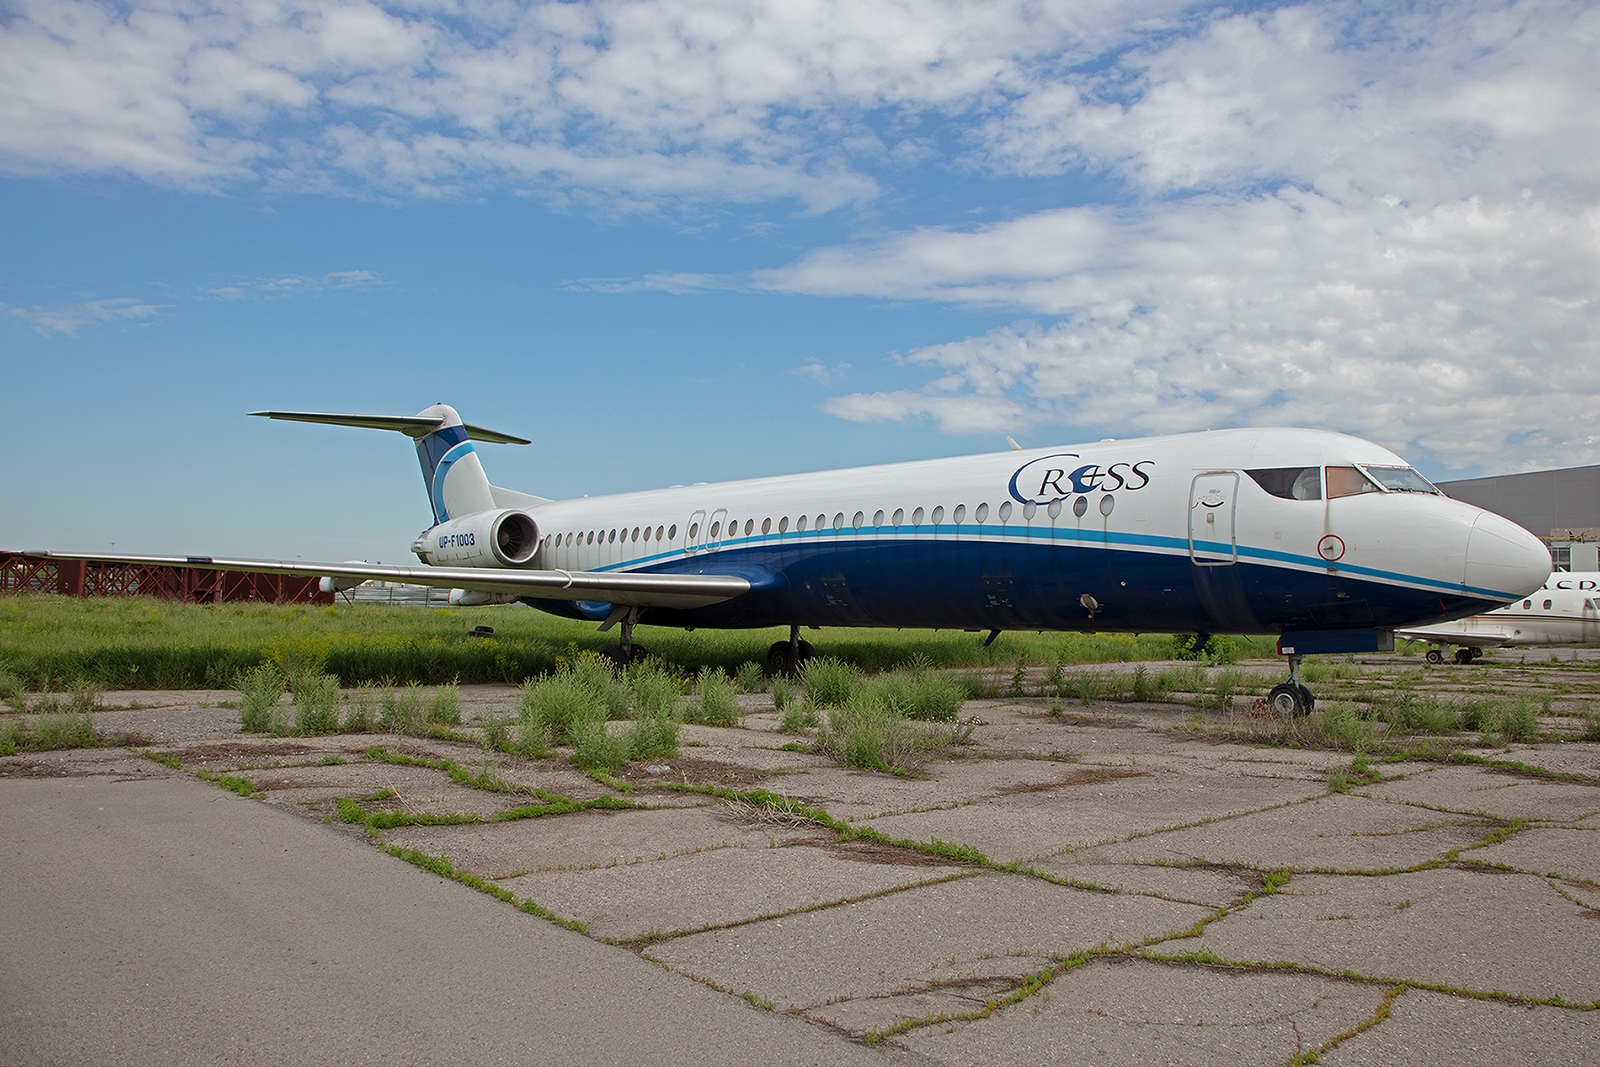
[0,552,333,605]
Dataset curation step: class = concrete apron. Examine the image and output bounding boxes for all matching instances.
[4,686,1598,1066]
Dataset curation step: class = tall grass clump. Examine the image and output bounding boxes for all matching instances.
[0,665,26,707]
[1582,713,1600,743]
[428,680,462,726]
[625,710,680,762]
[1129,665,1165,703]
[516,671,598,752]
[855,668,967,723]
[1502,696,1539,743]
[1317,702,1375,751]
[0,716,21,756]
[685,667,739,726]
[236,664,287,733]
[570,717,630,770]
[734,660,765,694]
[799,657,861,708]
[0,712,97,753]
[342,682,379,733]
[378,682,425,735]
[818,696,917,772]
[626,659,686,719]
[1385,693,1459,733]
[291,671,342,735]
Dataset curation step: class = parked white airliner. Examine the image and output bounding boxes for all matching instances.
[42,404,1550,716]
[1398,573,1600,663]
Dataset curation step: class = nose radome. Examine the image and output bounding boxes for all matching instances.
[1463,511,1551,600]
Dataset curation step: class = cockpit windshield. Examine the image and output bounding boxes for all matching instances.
[1325,466,1382,498]
[1246,467,1322,500]
[1360,465,1441,494]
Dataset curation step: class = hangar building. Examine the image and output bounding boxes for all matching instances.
[1437,463,1600,571]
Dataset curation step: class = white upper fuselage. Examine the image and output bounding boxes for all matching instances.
[416,426,1550,635]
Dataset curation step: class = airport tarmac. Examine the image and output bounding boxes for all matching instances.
[3,658,1598,1066]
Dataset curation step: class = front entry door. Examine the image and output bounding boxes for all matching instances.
[1189,472,1239,566]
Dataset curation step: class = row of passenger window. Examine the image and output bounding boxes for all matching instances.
[544,495,1121,553]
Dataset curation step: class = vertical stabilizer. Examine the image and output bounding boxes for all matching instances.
[411,404,496,524]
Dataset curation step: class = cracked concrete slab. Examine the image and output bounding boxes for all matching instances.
[1194,868,1600,1002]
[1054,791,1499,872]
[1471,826,1600,883]
[644,872,1214,1012]
[896,958,1388,1067]
[1315,988,1598,1065]
[505,840,966,941]
[1362,766,1600,822]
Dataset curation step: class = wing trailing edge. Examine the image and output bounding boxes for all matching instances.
[34,552,748,611]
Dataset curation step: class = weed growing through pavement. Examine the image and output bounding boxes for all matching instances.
[685,667,738,726]
[236,664,286,732]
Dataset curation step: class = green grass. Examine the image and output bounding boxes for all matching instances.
[0,711,101,754]
[0,593,1279,691]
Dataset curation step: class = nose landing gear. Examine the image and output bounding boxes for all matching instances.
[1267,654,1315,717]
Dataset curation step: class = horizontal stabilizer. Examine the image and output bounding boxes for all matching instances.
[249,410,531,446]
[35,552,749,611]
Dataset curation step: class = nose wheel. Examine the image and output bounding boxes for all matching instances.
[1268,654,1316,717]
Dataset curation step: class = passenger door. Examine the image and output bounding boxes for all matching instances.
[1189,472,1239,566]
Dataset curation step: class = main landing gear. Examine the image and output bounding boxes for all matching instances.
[765,625,816,678]
[1267,654,1316,718]
[1424,646,1483,665]
[598,606,649,669]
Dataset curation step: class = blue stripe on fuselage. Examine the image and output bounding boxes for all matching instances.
[535,525,1507,633]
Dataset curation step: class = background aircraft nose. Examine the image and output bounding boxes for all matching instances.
[1463,510,1551,599]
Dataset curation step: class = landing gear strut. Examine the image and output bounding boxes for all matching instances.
[598,605,649,669]
[764,625,816,678]
[1267,654,1315,718]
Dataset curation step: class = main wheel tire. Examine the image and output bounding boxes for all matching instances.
[628,643,650,665]
[1267,683,1307,718]
[599,644,628,671]
[1295,684,1315,715]
[764,641,796,678]
[1455,647,1474,665]
[1426,649,1443,664]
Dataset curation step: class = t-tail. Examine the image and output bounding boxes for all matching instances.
[249,404,544,566]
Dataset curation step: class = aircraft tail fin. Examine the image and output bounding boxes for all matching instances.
[250,405,533,525]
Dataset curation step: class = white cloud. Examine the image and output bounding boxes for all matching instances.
[0,0,1190,205]
[4,2,1599,471]
[207,269,388,298]
[3,297,167,335]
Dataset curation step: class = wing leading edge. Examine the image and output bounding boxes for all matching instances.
[34,553,749,611]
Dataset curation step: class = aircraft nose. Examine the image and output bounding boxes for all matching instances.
[1463,511,1551,599]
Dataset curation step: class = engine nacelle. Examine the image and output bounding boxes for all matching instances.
[412,510,540,568]
[447,589,524,607]
[320,561,374,594]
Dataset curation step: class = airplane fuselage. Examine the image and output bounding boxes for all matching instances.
[417,427,1549,640]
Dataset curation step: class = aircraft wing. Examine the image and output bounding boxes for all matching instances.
[1395,625,1514,649]
[33,552,749,611]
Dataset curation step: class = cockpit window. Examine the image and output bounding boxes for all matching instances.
[1246,467,1322,500]
[1325,466,1382,498]
[1361,465,1440,494]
